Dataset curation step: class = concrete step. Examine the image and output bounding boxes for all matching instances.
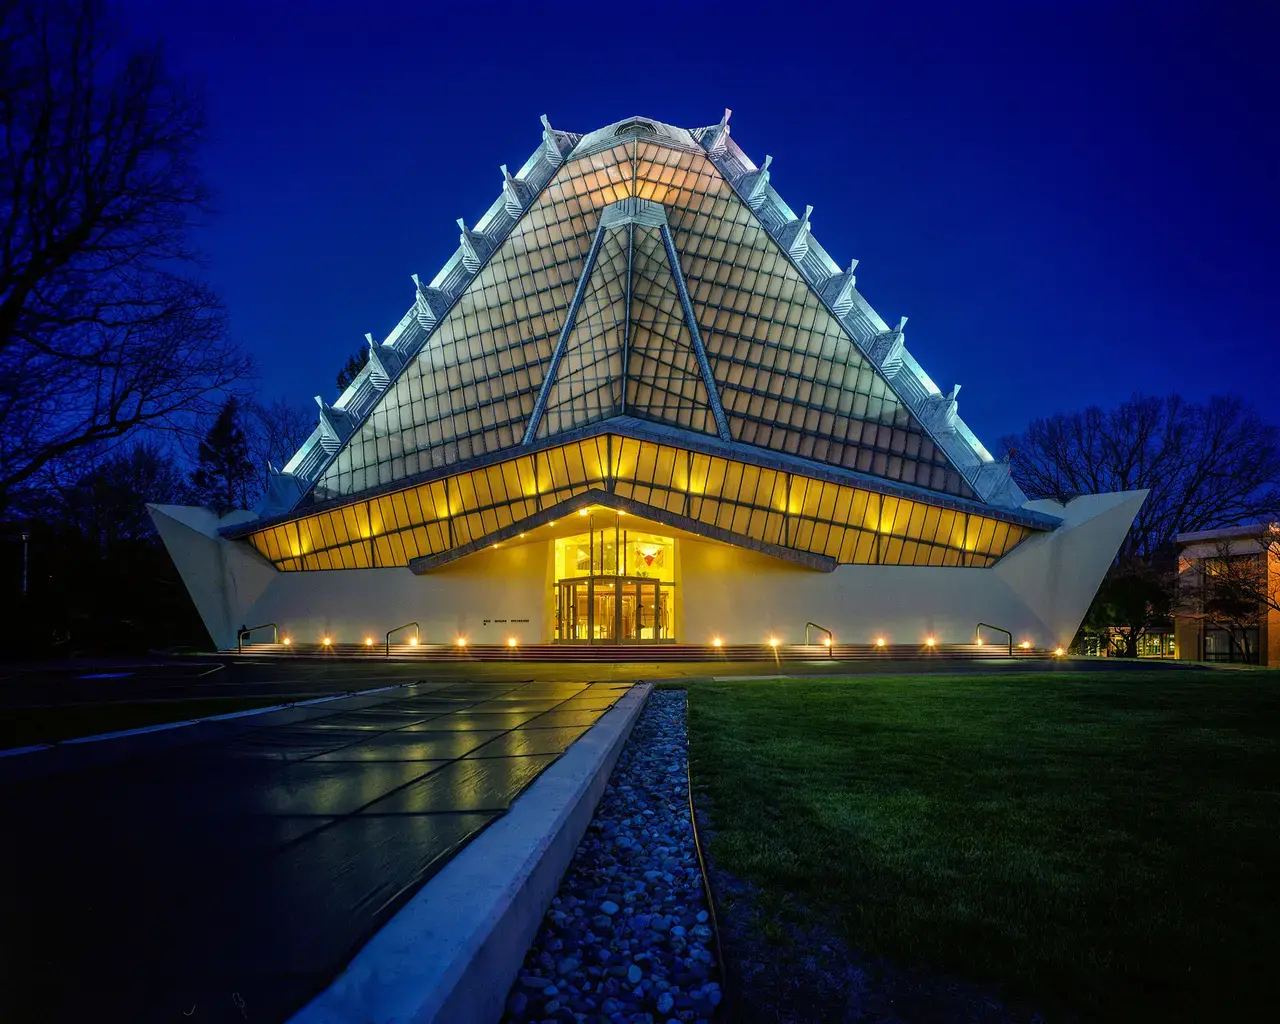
[233,642,1051,662]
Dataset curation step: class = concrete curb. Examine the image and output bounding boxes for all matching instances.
[289,682,654,1024]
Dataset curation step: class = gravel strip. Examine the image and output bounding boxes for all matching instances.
[502,689,721,1023]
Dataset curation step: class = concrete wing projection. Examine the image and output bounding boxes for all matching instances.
[149,114,1147,653]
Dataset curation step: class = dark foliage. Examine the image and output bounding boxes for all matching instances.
[189,397,252,515]
[0,0,251,512]
[7,441,209,654]
[335,347,369,391]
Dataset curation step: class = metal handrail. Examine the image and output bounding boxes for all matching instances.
[805,622,834,656]
[237,622,278,652]
[975,622,1013,656]
[386,621,421,657]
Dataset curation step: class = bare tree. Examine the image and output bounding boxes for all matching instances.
[1178,534,1278,662]
[1001,394,1280,656]
[999,394,1280,560]
[246,398,314,499]
[0,0,251,512]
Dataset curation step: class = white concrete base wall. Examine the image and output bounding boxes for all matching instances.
[678,544,1048,647]
[150,489,1146,652]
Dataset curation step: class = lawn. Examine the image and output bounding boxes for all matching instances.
[686,671,1280,1022]
[0,694,312,749]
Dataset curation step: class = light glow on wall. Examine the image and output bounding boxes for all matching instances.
[249,435,1036,573]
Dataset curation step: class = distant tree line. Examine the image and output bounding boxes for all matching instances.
[1000,394,1280,657]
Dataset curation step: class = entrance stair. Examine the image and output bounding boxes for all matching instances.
[234,642,1051,662]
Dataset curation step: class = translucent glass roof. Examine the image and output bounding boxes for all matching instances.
[309,133,979,507]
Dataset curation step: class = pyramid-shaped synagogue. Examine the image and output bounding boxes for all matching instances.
[240,115,1045,580]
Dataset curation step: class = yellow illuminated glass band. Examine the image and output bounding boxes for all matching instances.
[249,435,1033,572]
[314,139,973,504]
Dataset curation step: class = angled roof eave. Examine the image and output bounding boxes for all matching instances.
[221,415,1059,541]
[266,119,582,519]
[693,121,1025,508]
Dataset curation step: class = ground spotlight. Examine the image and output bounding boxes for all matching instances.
[1054,646,1064,657]
[507,637,517,647]
[282,637,292,646]
[768,637,779,648]
[322,636,331,647]
[925,636,936,647]
[875,637,886,647]
[457,637,467,647]
[364,637,373,646]
[409,636,419,646]
[712,637,722,648]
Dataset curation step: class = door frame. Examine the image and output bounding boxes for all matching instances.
[555,574,675,644]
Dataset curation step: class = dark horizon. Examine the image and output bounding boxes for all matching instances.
[118,0,1279,444]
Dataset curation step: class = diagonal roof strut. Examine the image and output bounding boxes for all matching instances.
[659,222,731,442]
[522,221,610,445]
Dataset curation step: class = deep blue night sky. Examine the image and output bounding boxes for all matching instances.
[118,0,1278,445]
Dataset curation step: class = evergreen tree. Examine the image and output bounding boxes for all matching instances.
[336,347,370,390]
[190,398,253,514]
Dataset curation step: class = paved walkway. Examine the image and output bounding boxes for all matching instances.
[0,679,631,1023]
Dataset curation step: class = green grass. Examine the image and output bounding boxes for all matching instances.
[686,672,1280,1022]
[0,695,309,748]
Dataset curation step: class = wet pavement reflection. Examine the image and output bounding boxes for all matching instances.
[0,678,629,1023]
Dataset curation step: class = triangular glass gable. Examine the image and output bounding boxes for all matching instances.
[536,227,629,437]
[624,225,719,435]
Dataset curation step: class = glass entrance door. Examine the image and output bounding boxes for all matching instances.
[558,580,590,642]
[592,580,616,642]
[619,580,660,641]
[556,576,673,643]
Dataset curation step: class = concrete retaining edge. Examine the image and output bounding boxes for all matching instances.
[289,682,655,1024]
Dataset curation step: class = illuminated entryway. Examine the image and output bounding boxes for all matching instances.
[554,519,675,642]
